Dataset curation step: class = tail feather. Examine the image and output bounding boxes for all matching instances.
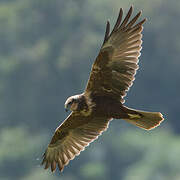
[123,109,164,130]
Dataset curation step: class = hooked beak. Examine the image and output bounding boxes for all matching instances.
[65,103,70,112]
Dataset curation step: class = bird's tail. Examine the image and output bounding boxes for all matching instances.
[123,108,164,130]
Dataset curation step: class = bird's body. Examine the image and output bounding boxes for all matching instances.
[66,93,129,118]
[42,6,164,173]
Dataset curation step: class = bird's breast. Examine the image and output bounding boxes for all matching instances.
[91,95,124,118]
[76,94,95,116]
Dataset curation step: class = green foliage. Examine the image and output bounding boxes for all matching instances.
[0,126,48,179]
[0,127,41,161]
[80,162,107,179]
[0,0,179,179]
[119,130,180,180]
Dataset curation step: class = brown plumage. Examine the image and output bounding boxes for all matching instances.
[41,6,164,173]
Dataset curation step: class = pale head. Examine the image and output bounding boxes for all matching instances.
[64,95,80,112]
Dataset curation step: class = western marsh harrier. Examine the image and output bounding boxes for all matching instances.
[42,6,164,172]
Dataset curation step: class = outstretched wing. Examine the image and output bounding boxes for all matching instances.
[85,6,146,103]
[42,112,111,172]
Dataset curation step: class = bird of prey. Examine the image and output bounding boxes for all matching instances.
[42,6,164,172]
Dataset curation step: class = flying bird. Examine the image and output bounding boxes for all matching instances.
[42,6,164,172]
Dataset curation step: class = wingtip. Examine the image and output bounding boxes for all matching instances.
[119,7,123,13]
[51,168,56,173]
[141,18,147,25]
[57,159,64,172]
[51,161,57,172]
[130,5,133,10]
[102,19,110,45]
[60,168,64,172]
[44,161,50,170]
[138,10,142,16]
[59,165,64,172]
[119,8,123,17]
[128,5,133,13]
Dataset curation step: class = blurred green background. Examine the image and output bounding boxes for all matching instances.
[0,0,180,179]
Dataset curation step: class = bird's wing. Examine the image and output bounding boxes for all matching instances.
[85,6,146,103]
[42,112,112,172]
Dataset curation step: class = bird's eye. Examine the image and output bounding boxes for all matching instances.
[69,99,75,106]
[69,101,73,105]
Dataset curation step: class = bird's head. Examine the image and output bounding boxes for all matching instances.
[64,95,80,112]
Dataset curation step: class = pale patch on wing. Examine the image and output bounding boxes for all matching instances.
[102,86,113,92]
